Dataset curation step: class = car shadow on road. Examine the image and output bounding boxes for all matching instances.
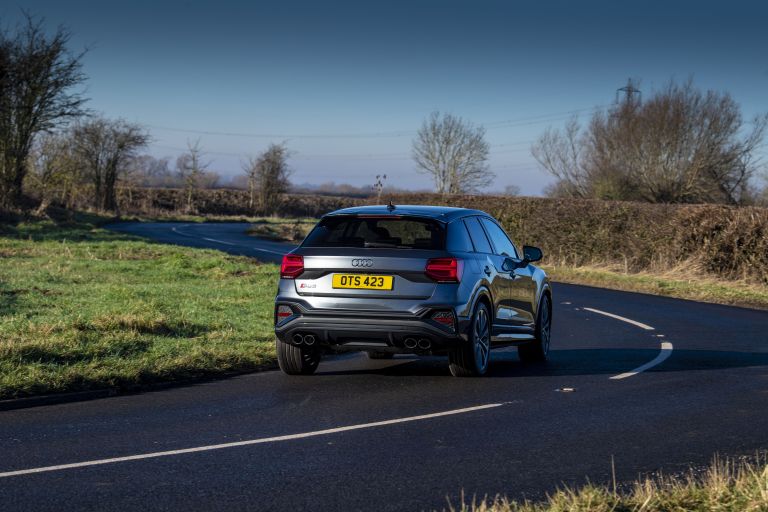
[315,348,768,378]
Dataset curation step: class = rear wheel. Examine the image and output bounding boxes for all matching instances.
[366,351,395,360]
[518,294,551,363]
[449,302,491,377]
[276,339,321,375]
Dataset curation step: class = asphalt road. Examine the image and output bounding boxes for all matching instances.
[1,221,767,511]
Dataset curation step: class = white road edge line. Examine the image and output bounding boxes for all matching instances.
[249,246,287,255]
[201,237,236,246]
[170,225,193,237]
[610,342,674,380]
[0,403,505,479]
[582,307,655,331]
[171,225,285,255]
[581,307,673,379]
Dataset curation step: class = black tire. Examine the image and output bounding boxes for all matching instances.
[276,339,321,375]
[518,294,552,363]
[366,351,395,360]
[449,302,491,377]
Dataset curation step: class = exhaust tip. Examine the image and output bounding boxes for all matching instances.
[417,338,431,350]
[304,334,316,346]
[292,333,304,344]
[404,337,417,349]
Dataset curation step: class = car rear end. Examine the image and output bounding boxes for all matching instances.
[274,212,470,354]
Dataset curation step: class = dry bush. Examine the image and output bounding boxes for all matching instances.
[112,188,768,284]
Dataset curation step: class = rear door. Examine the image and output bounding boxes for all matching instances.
[463,216,517,331]
[480,217,536,327]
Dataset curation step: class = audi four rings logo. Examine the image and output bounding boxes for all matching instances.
[351,258,374,267]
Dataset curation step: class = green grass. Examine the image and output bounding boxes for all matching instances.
[123,213,308,224]
[452,457,768,512]
[122,211,317,242]
[545,264,768,310]
[0,214,278,400]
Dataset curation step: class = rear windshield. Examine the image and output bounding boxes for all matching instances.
[302,216,445,249]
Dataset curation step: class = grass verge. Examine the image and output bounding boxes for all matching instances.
[545,264,768,310]
[121,212,317,242]
[121,212,311,224]
[452,456,768,512]
[0,214,278,400]
[245,217,316,242]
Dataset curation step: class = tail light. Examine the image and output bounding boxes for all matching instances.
[425,258,463,283]
[280,254,304,279]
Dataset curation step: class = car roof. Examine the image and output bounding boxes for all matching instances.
[323,204,490,222]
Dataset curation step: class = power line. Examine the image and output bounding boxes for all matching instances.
[482,107,603,127]
[144,106,604,140]
[147,125,414,140]
[149,139,537,160]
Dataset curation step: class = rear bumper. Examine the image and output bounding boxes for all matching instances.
[274,304,469,354]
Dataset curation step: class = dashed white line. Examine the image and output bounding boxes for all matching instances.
[610,342,674,380]
[582,307,655,331]
[0,403,504,479]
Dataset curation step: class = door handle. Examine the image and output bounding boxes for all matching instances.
[484,266,492,276]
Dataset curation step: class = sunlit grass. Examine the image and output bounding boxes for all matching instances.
[0,215,278,399]
[246,217,316,242]
[450,456,768,512]
[544,264,768,310]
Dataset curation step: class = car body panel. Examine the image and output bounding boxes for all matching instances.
[274,205,551,355]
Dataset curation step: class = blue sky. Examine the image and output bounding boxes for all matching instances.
[2,0,767,194]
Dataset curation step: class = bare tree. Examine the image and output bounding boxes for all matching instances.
[72,117,149,212]
[532,118,591,198]
[253,143,291,215]
[241,156,259,210]
[412,112,493,196]
[125,155,171,187]
[533,79,767,204]
[0,15,88,210]
[503,184,521,196]
[27,132,79,212]
[176,139,209,212]
[197,171,220,190]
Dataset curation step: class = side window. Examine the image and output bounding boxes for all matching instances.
[446,220,474,252]
[463,217,493,254]
[480,218,519,258]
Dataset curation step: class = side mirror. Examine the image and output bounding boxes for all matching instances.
[522,245,543,263]
[502,257,517,272]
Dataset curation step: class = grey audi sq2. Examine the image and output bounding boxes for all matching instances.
[274,204,552,377]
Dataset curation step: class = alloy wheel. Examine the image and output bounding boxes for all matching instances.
[473,307,490,371]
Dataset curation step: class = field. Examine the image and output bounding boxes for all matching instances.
[0,214,277,400]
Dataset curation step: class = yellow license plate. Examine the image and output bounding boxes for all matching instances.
[332,274,393,290]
